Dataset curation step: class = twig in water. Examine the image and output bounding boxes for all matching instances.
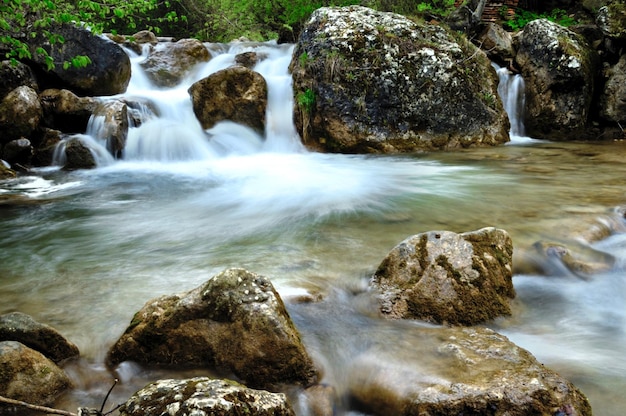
[0,395,77,416]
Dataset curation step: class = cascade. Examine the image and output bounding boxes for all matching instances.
[494,63,531,142]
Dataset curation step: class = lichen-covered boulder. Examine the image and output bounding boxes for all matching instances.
[0,312,79,363]
[188,66,268,135]
[39,89,99,134]
[0,341,72,406]
[0,86,42,143]
[600,54,626,124]
[370,227,515,325]
[515,19,598,140]
[107,268,318,389]
[596,0,626,41]
[140,38,210,87]
[290,6,509,154]
[348,326,592,416]
[119,377,295,416]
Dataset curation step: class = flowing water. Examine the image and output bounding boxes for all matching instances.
[1,42,625,415]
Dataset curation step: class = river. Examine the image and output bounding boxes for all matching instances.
[1,41,625,415]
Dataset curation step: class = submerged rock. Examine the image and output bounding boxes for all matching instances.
[107,268,318,389]
[348,326,592,416]
[371,227,514,325]
[515,19,598,140]
[290,6,509,154]
[119,377,295,416]
[0,341,72,406]
[0,311,80,363]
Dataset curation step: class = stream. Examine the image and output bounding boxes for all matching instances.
[1,41,625,415]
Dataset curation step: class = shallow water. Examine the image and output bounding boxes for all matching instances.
[1,42,625,415]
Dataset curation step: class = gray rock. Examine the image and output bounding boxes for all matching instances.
[0,341,72,406]
[119,377,295,416]
[89,100,129,158]
[596,0,626,41]
[0,311,79,363]
[348,326,592,416]
[601,54,626,124]
[370,227,515,325]
[515,19,598,140]
[62,137,97,170]
[290,6,509,154]
[107,268,318,389]
[1,138,32,166]
[189,66,268,135]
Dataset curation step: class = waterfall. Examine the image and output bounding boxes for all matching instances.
[494,64,533,143]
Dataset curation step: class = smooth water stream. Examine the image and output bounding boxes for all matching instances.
[1,42,625,415]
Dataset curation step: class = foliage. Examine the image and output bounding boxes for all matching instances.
[504,8,577,31]
[297,88,316,113]
[371,0,456,18]
[0,0,186,69]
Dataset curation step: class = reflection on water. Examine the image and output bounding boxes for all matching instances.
[1,40,626,415]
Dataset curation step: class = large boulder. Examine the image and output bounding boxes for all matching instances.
[189,66,268,135]
[290,6,509,154]
[0,86,42,143]
[140,38,211,87]
[2,21,131,96]
[0,341,72,406]
[370,227,515,325]
[348,326,592,416]
[0,312,79,364]
[515,19,598,140]
[107,268,318,389]
[119,377,295,416]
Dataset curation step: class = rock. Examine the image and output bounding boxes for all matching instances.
[235,51,260,68]
[2,21,131,96]
[89,100,129,158]
[0,60,38,99]
[531,241,615,278]
[1,138,32,166]
[515,19,598,140]
[32,128,63,167]
[140,38,210,87]
[189,66,268,135]
[370,227,515,325]
[62,137,97,170]
[596,0,626,41]
[0,312,79,364]
[0,341,72,406]
[290,6,509,154]
[299,384,336,416]
[0,86,42,143]
[600,54,626,124]
[39,89,99,134]
[348,326,592,416]
[478,22,516,64]
[107,268,318,389]
[0,160,16,179]
[119,377,295,416]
